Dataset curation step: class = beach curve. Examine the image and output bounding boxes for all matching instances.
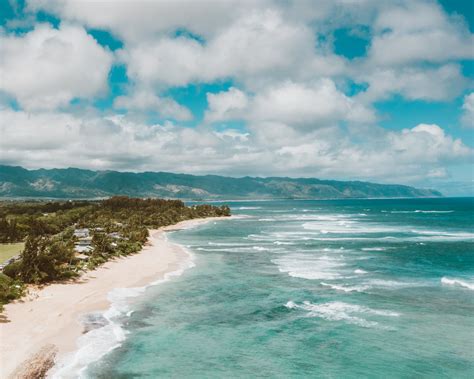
[0,217,226,378]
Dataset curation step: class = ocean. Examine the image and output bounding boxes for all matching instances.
[74,198,473,378]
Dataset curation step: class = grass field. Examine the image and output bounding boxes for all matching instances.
[0,243,24,263]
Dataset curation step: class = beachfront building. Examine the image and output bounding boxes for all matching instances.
[74,244,93,254]
[73,228,90,238]
[74,228,93,253]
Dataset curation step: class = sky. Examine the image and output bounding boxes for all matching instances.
[0,0,473,195]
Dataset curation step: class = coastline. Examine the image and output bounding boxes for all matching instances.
[0,216,225,378]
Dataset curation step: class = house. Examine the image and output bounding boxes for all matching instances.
[108,232,122,239]
[76,237,92,245]
[74,231,93,253]
[73,228,90,238]
[74,253,90,260]
[74,245,93,253]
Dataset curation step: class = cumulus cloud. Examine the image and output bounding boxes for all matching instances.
[461,93,474,127]
[27,0,270,43]
[118,9,343,89]
[265,123,472,181]
[114,90,192,121]
[249,79,375,127]
[0,109,257,173]
[205,87,248,123]
[368,1,474,66]
[1,109,470,184]
[356,64,467,103]
[0,23,113,110]
[205,80,375,128]
[389,124,471,163]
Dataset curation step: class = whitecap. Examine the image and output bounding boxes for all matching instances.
[51,243,196,378]
[273,241,294,245]
[285,300,399,328]
[302,221,397,234]
[366,279,426,289]
[208,242,251,246]
[412,230,474,239]
[415,210,454,213]
[390,210,453,214]
[441,277,474,291]
[320,282,369,293]
[272,254,346,280]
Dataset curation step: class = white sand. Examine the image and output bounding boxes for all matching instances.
[0,217,224,378]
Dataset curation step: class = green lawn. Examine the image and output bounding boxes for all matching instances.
[0,243,24,263]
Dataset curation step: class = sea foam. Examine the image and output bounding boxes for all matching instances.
[320,282,369,293]
[285,300,399,328]
[50,244,196,379]
[441,277,474,291]
[273,254,346,280]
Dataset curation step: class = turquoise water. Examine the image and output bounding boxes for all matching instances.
[86,198,473,378]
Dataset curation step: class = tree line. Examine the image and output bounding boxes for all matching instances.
[0,196,230,310]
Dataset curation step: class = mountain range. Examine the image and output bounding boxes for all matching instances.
[0,165,442,200]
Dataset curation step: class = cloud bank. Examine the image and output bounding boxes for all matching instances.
[0,0,472,192]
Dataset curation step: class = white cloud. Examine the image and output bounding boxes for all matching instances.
[207,10,316,84]
[461,93,474,127]
[205,87,248,123]
[119,36,204,87]
[389,124,471,163]
[1,109,470,184]
[249,79,375,127]
[114,90,192,121]
[356,64,467,103]
[368,2,474,66]
[0,23,113,110]
[27,0,270,43]
[118,10,344,89]
[264,123,472,181]
[204,80,375,128]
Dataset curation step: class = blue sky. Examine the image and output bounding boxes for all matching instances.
[0,0,473,195]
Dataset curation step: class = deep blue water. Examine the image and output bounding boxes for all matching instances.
[80,198,473,378]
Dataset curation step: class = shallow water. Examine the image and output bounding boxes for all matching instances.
[83,198,473,378]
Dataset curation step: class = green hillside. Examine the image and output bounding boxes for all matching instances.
[0,165,442,200]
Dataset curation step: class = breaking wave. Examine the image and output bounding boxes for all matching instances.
[285,300,399,328]
[50,246,196,378]
[441,277,474,291]
[272,253,346,280]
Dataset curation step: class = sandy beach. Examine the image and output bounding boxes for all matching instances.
[0,217,223,378]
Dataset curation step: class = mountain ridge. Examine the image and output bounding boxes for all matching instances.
[0,165,442,200]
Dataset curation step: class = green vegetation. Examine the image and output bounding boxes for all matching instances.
[0,273,24,312]
[0,196,230,311]
[0,164,442,200]
[0,242,24,263]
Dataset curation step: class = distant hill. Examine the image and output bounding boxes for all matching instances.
[0,165,442,200]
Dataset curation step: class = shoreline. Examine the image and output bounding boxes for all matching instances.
[0,216,226,378]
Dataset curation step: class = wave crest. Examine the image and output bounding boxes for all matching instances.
[441,277,474,291]
[285,300,399,328]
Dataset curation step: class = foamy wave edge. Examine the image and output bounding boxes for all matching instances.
[441,277,474,291]
[49,239,196,379]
